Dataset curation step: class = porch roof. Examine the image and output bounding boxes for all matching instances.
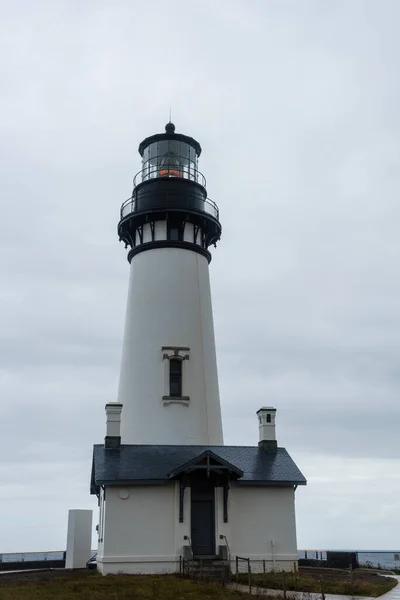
[90,444,307,495]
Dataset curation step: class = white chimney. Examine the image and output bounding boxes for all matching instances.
[105,403,123,449]
[256,407,277,450]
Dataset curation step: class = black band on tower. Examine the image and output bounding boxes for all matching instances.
[127,241,212,264]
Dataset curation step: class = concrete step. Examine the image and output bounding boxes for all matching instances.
[183,559,231,581]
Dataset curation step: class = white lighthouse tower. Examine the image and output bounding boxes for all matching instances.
[117,122,223,445]
[91,122,306,575]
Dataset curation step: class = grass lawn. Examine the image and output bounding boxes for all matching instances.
[236,566,398,597]
[0,570,256,600]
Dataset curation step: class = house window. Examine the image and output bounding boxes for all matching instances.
[169,358,182,397]
[267,414,271,423]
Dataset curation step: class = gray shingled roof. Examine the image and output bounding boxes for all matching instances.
[91,445,306,494]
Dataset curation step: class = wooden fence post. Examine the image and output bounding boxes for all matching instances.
[248,560,252,594]
[349,563,354,598]
[320,577,325,600]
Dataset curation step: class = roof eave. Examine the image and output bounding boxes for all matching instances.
[94,478,307,487]
[90,454,99,496]
[95,479,168,487]
[235,479,307,486]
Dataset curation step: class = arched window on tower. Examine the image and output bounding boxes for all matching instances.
[169,358,182,397]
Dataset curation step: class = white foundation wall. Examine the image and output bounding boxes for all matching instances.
[228,484,298,571]
[118,247,223,445]
[97,482,299,574]
[98,483,191,574]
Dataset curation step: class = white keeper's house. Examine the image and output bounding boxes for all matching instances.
[90,122,306,575]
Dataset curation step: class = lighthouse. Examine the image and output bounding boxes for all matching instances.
[91,122,306,575]
[116,122,223,445]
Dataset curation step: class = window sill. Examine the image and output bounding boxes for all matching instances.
[162,396,190,406]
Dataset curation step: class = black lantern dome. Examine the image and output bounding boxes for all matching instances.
[118,123,221,263]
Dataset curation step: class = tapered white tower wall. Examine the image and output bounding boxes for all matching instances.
[118,245,223,445]
[116,122,224,447]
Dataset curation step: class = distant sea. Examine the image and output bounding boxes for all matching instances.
[1,550,399,569]
[298,550,400,570]
[0,551,96,563]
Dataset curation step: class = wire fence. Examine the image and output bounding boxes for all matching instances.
[180,557,231,586]
[233,559,399,599]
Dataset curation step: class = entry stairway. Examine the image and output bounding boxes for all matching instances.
[182,556,231,583]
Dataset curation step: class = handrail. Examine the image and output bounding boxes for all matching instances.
[119,193,219,221]
[219,534,231,562]
[86,552,97,568]
[133,155,207,189]
[183,534,194,559]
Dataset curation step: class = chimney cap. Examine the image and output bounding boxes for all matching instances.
[256,406,276,414]
[105,402,123,411]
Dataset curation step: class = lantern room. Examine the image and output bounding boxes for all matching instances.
[118,122,221,262]
[137,122,204,186]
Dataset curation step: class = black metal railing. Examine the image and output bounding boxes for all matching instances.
[219,534,231,561]
[120,193,219,220]
[183,535,194,559]
[133,156,207,188]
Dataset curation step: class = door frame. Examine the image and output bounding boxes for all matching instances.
[190,481,216,556]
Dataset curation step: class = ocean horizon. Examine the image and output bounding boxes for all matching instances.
[0,549,399,569]
[298,550,400,569]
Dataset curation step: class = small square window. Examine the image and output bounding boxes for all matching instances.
[167,223,183,241]
[169,227,179,241]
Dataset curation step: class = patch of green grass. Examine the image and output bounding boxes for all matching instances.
[236,568,398,597]
[0,570,256,600]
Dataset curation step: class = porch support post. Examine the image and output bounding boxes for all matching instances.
[179,477,187,523]
[223,476,230,523]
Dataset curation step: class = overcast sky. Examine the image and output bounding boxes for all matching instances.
[1,0,400,554]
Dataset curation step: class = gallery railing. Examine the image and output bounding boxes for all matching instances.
[120,193,219,220]
[134,156,206,188]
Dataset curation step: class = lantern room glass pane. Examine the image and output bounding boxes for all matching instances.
[141,140,198,182]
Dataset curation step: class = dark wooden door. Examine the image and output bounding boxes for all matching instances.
[191,481,215,556]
